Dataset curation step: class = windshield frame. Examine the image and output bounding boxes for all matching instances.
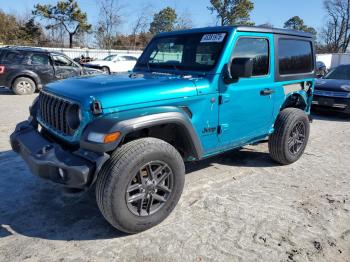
[134,32,229,74]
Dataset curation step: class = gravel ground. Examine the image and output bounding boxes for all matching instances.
[0,88,349,262]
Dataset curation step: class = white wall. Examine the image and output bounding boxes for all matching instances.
[316,53,350,69]
[0,45,143,60]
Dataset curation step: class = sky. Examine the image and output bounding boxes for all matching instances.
[0,0,326,34]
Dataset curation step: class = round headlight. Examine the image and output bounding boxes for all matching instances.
[66,104,81,130]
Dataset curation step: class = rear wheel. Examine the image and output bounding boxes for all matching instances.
[12,77,36,95]
[268,108,310,165]
[96,138,185,233]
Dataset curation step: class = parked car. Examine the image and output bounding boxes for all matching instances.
[0,47,103,95]
[313,64,350,113]
[316,61,327,78]
[85,54,139,74]
[11,26,315,233]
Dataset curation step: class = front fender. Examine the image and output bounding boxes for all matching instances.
[80,107,203,159]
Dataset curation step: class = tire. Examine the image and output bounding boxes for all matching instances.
[268,108,310,165]
[12,77,36,95]
[96,138,185,233]
[101,66,110,74]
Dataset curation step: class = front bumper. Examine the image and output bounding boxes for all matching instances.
[10,121,109,189]
[312,95,350,112]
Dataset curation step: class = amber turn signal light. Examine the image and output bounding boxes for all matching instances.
[103,131,121,144]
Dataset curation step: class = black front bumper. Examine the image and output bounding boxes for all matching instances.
[10,121,109,189]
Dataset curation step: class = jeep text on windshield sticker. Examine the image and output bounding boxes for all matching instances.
[201,33,226,43]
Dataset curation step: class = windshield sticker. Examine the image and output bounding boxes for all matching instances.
[201,33,226,43]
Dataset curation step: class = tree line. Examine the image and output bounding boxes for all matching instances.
[0,0,349,53]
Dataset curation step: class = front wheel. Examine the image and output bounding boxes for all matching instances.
[268,108,310,165]
[96,138,185,233]
[101,66,110,74]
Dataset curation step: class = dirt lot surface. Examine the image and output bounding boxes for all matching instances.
[0,88,349,262]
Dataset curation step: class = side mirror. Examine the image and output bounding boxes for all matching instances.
[224,58,253,84]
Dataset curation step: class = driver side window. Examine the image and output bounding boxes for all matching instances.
[52,55,75,67]
[232,37,269,76]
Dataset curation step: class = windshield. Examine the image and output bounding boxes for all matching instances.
[324,65,350,80]
[103,55,118,61]
[135,32,228,72]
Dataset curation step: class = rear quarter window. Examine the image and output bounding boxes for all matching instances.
[278,39,313,75]
[1,51,27,65]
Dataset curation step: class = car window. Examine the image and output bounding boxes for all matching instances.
[30,54,50,66]
[124,56,138,61]
[232,37,269,76]
[136,32,228,72]
[103,55,118,61]
[2,51,27,64]
[324,65,350,80]
[278,39,313,75]
[52,55,74,67]
[118,56,127,61]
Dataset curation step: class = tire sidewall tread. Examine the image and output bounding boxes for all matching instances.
[96,138,185,233]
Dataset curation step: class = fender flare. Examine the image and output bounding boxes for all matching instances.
[80,110,203,159]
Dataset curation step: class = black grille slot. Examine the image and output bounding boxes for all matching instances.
[38,92,73,136]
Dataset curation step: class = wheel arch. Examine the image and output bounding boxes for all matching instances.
[80,110,203,160]
[11,72,42,90]
[280,92,308,111]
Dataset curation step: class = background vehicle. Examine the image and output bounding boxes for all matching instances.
[313,64,350,113]
[11,26,315,233]
[316,61,328,78]
[85,54,139,74]
[0,47,103,95]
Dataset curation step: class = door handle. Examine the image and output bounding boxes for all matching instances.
[260,88,275,96]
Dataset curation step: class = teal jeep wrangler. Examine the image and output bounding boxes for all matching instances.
[11,26,315,233]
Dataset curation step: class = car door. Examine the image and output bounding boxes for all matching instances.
[51,54,82,80]
[218,33,275,148]
[27,52,55,85]
[111,56,135,72]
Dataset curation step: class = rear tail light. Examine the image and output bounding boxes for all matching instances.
[0,65,5,74]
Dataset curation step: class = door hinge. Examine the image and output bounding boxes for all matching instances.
[217,124,229,135]
[218,94,230,105]
[217,125,222,134]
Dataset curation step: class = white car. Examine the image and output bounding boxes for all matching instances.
[86,54,139,74]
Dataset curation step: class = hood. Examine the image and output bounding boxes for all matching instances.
[315,78,350,92]
[44,73,198,110]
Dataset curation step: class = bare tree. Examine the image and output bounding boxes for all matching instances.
[130,6,151,49]
[322,0,350,53]
[175,11,194,30]
[95,0,123,49]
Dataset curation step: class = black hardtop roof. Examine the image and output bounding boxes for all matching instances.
[157,25,314,39]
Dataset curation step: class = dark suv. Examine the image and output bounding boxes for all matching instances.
[0,47,102,95]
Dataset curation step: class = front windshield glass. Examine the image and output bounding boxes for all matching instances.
[103,55,118,61]
[324,65,350,80]
[135,32,228,72]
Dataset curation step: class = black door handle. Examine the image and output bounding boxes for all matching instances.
[260,88,275,96]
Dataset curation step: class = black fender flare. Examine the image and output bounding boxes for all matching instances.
[80,110,203,159]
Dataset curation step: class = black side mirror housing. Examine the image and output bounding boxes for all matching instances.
[224,58,253,84]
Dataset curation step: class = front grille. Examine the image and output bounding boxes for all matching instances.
[38,92,72,136]
[314,90,350,98]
